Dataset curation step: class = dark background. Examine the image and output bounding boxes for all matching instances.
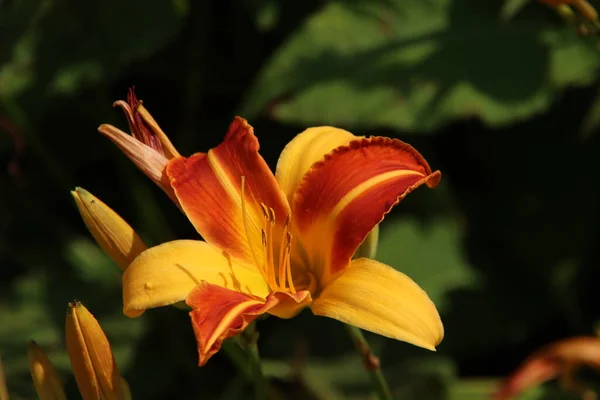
[2,0,600,398]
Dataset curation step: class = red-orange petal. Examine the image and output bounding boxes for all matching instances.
[292,137,440,283]
[186,282,311,366]
[166,117,290,264]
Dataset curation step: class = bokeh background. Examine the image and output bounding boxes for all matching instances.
[2,0,600,399]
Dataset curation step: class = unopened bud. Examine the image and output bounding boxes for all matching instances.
[27,341,67,400]
[72,187,147,271]
[65,301,128,400]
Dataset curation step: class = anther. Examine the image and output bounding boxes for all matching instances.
[284,215,291,229]
[268,207,276,224]
[286,232,292,251]
[259,203,269,220]
[241,177,273,289]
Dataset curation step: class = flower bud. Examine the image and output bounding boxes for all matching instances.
[27,341,67,400]
[72,187,147,271]
[99,88,180,203]
[65,301,127,400]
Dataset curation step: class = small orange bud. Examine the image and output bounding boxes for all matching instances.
[27,341,67,400]
[65,301,127,400]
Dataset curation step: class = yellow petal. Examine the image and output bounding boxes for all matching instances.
[27,342,67,400]
[275,126,355,202]
[72,187,147,271]
[312,258,443,350]
[122,240,270,318]
[65,302,126,400]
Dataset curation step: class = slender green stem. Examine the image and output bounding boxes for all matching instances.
[244,323,268,400]
[222,323,268,400]
[247,337,268,400]
[344,325,393,400]
[222,340,254,381]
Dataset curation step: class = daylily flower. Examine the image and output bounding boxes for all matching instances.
[494,336,600,400]
[99,88,181,203]
[122,116,444,366]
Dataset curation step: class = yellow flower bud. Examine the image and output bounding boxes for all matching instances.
[27,341,67,400]
[65,302,127,400]
[71,187,147,271]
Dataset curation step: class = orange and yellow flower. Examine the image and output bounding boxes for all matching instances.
[112,112,444,366]
[495,336,600,400]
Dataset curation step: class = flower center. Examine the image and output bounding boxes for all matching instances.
[241,177,296,294]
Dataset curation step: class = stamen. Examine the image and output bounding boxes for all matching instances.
[277,215,291,288]
[285,233,296,294]
[266,208,277,287]
[243,193,296,293]
[241,177,270,285]
[267,207,275,224]
[261,229,276,289]
[261,229,267,247]
[259,203,269,220]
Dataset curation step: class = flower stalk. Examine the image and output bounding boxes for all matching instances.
[241,323,268,400]
[346,225,393,400]
[345,325,393,400]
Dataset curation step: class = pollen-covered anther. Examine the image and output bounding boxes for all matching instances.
[258,203,296,293]
[240,177,297,294]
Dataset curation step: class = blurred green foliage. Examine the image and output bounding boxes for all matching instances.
[2,0,600,399]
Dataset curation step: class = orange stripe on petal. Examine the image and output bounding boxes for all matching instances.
[167,117,290,264]
[186,283,311,366]
[293,137,440,282]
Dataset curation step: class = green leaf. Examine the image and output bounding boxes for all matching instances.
[240,0,600,132]
[448,379,498,400]
[0,0,188,99]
